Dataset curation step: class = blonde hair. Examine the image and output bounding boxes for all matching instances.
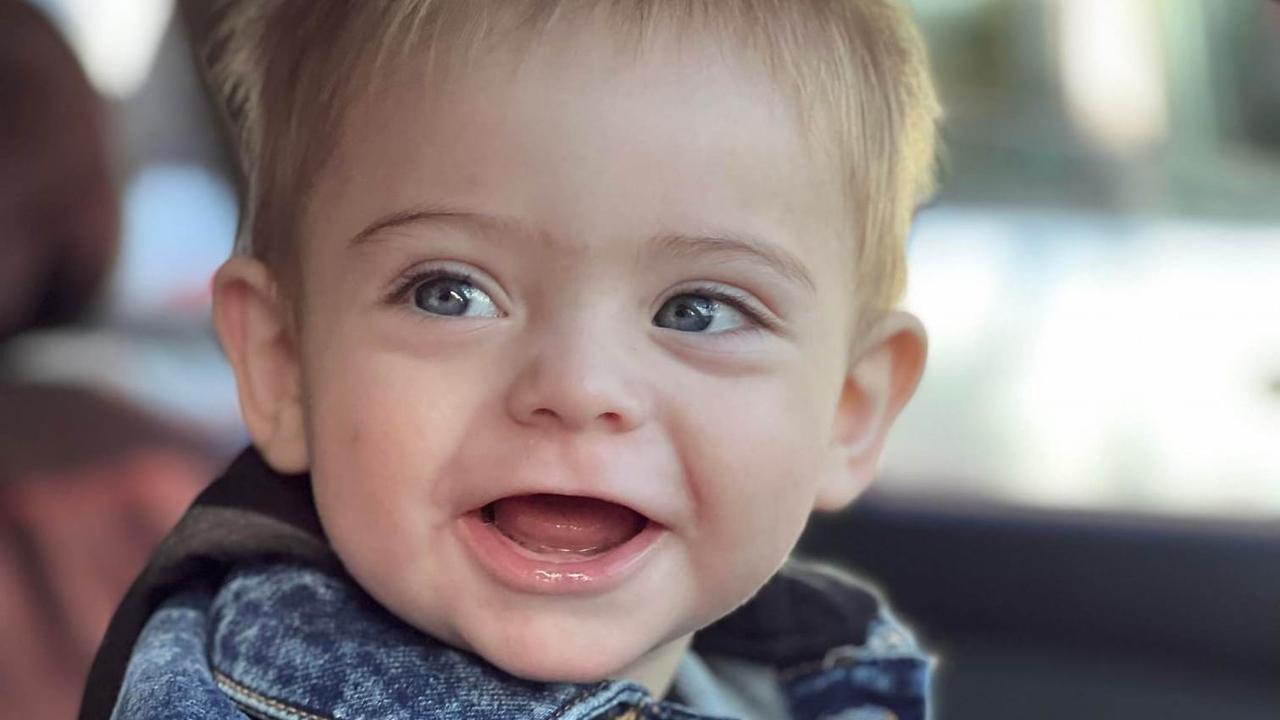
[205,0,940,322]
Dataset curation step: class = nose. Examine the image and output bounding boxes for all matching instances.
[504,326,651,434]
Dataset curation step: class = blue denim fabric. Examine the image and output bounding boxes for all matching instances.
[113,564,931,719]
[110,591,251,720]
[780,619,931,720]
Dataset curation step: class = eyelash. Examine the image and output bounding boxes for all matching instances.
[385,267,478,306]
[384,267,778,332]
[672,286,778,333]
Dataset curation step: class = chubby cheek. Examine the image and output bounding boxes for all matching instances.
[675,375,831,617]
[299,334,483,603]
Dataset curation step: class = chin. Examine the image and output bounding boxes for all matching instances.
[487,651,629,685]
[460,607,665,684]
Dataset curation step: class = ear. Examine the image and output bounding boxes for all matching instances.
[815,310,927,511]
[211,256,310,473]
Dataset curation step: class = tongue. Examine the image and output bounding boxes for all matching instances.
[490,494,646,555]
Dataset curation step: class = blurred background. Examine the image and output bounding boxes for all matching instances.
[0,0,1276,718]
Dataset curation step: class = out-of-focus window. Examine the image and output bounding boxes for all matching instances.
[883,0,1280,519]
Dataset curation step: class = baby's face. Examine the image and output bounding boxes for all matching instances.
[295,25,862,684]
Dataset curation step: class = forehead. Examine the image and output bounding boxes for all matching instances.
[305,15,853,288]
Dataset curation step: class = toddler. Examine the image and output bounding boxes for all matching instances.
[82,1,941,718]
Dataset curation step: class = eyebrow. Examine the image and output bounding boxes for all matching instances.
[350,207,817,293]
[648,232,816,294]
[350,207,534,246]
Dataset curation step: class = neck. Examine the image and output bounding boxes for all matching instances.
[616,633,693,698]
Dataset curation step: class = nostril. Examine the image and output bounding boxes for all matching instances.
[519,406,632,431]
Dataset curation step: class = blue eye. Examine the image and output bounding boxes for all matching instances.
[653,293,751,333]
[412,275,500,318]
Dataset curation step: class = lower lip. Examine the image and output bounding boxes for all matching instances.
[457,511,665,595]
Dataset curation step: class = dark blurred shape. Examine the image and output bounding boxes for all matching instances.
[0,0,118,339]
[0,3,213,718]
[799,494,1280,719]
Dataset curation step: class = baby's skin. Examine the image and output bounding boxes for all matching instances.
[212,13,926,697]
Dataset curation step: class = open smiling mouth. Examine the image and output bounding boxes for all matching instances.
[479,494,649,559]
[460,492,664,594]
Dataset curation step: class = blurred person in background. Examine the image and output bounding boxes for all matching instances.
[0,2,213,717]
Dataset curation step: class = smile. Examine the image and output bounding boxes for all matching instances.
[482,494,647,557]
[458,493,664,595]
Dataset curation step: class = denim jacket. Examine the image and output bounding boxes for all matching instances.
[82,448,932,720]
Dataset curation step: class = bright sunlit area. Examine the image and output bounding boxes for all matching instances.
[887,209,1280,517]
